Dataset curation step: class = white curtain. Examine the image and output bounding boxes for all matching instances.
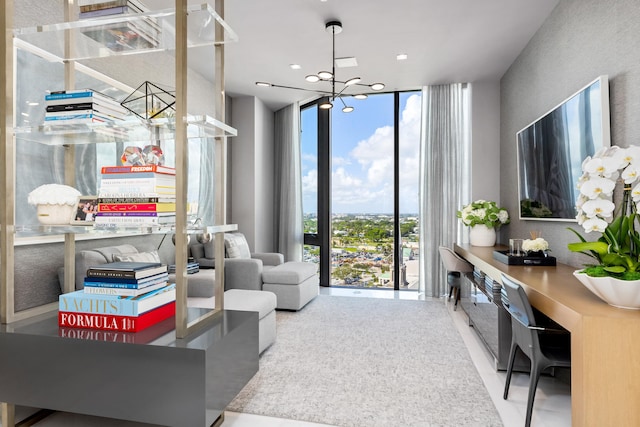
[274,102,304,262]
[418,84,470,297]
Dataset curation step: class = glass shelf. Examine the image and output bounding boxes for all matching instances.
[15,114,237,145]
[14,3,238,61]
[15,223,237,238]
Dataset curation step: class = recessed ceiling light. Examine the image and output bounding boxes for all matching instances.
[290,64,301,70]
[397,53,408,61]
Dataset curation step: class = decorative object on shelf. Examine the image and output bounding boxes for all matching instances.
[493,250,557,266]
[568,145,640,308]
[255,20,385,113]
[121,145,165,166]
[522,236,549,257]
[120,81,176,121]
[142,145,164,165]
[27,184,82,225]
[457,200,510,247]
[70,195,98,225]
[121,146,145,165]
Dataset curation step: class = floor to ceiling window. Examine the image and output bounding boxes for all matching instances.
[301,90,421,290]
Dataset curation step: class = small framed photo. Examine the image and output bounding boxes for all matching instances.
[70,196,98,225]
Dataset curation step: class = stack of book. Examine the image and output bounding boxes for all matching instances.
[168,262,200,275]
[96,164,176,228]
[45,89,128,126]
[58,261,175,333]
[79,0,160,52]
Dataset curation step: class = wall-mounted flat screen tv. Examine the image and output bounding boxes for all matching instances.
[517,75,611,221]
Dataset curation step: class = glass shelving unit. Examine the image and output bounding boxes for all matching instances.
[13,3,238,61]
[2,1,235,339]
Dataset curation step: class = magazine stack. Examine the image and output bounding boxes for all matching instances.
[78,0,160,52]
[95,164,176,228]
[44,89,128,126]
[58,261,176,333]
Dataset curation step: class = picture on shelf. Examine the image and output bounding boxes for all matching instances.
[71,196,98,225]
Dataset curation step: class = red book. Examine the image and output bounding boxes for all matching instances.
[98,202,176,212]
[100,165,176,175]
[58,301,175,332]
[58,316,176,344]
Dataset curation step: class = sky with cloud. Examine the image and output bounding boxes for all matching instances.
[301,91,422,214]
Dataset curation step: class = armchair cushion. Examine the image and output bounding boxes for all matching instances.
[112,250,161,263]
[224,258,263,291]
[252,252,284,266]
[224,233,251,259]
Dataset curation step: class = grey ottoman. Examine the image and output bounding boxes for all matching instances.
[225,289,277,354]
[262,261,319,311]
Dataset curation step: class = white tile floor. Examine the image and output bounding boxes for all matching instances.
[11,287,571,427]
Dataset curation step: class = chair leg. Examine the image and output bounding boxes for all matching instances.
[524,362,544,427]
[503,341,519,400]
[448,285,454,299]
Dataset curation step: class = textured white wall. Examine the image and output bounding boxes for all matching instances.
[500,0,640,266]
[470,81,501,204]
[229,96,275,252]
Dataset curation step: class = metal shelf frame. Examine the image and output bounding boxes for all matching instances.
[1,2,235,424]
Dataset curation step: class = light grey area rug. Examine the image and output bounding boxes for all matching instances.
[227,295,503,427]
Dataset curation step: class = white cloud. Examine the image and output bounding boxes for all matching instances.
[332,156,352,167]
[303,92,423,213]
[302,153,317,163]
[302,169,318,194]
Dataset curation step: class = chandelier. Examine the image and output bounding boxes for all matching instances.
[256,20,385,113]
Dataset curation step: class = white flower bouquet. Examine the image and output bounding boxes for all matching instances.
[457,200,510,229]
[522,238,549,253]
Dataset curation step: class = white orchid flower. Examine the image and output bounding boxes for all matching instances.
[576,193,589,209]
[619,146,640,168]
[633,183,640,203]
[581,199,615,219]
[579,177,616,199]
[622,164,640,184]
[584,156,621,178]
[576,212,588,225]
[582,217,609,233]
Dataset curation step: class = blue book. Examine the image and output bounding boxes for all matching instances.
[86,262,166,280]
[83,272,169,288]
[59,283,176,316]
[45,91,95,101]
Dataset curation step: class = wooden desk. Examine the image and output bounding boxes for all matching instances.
[455,244,640,427]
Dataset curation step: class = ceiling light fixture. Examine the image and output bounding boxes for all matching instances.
[255,20,385,113]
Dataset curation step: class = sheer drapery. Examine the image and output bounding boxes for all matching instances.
[418,84,469,297]
[274,102,304,262]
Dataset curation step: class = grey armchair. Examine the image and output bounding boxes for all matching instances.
[190,232,284,291]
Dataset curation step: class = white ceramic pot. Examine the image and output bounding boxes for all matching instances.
[36,203,75,225]
[573,271,640,310]
[469,224,496,247]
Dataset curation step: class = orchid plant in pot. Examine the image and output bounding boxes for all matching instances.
[568,145,640,309]
[457,200,510,247]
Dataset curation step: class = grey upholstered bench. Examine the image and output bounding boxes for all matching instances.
[261,261,319,311]
[225,289,277,354]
